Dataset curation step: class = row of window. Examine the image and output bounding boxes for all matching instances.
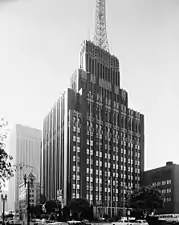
[86,182,140,189]
[72,167,140,180]
[85,176,140,185]
[159,188,171,194]
[85,144,140,154]
[89,161,139,172]
[84,168,140,177]
[72,128,141,147]
[164,197,171,203]
[86,132,141,144]
[85,161,140,172]
[87,150,140,160]
[90,150,140,161]
[152,180,172,187]
[84,195,130,202]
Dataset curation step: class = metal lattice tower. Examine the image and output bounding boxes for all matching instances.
[93,0,109,52]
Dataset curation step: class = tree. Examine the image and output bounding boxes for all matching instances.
[129,186,164,218]
[0,119,14,191]
[44,200,57,214]
[69,198,92,220]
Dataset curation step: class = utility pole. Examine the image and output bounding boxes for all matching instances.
[24,173,34,225]
[27,180,30,225]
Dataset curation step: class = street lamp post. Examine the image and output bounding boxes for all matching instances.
[24,173,34,225]
[1,193,7,225]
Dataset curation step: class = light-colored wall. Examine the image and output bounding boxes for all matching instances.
[7,126,16,212]
[7,124,41,212]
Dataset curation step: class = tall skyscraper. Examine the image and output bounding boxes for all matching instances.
[7,124,41,212]
[42,0,144,217]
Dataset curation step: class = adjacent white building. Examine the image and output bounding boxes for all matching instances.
[7,124,41,212]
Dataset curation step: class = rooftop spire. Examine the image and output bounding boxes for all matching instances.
[93,0,109,52]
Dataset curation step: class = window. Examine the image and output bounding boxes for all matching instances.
[167,197,171,202]
[167,180,172,185]
[167,188,171,193]
[73,166,76,172]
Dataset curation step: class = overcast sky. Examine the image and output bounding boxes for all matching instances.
[0,0,178,170]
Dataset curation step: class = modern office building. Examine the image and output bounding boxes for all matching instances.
[7,124,41,212]
[143,161,179,214]
[42,0,144,217]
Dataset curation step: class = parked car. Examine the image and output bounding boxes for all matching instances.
[134,220,148,225]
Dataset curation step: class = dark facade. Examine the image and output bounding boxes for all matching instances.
[143,161,179,214]
[42,40,144,217]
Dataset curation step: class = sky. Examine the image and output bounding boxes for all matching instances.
[0,0,178,171]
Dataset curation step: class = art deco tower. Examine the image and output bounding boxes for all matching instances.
[42,0,144,217]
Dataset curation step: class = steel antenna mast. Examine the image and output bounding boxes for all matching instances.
[93,0,109,52]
